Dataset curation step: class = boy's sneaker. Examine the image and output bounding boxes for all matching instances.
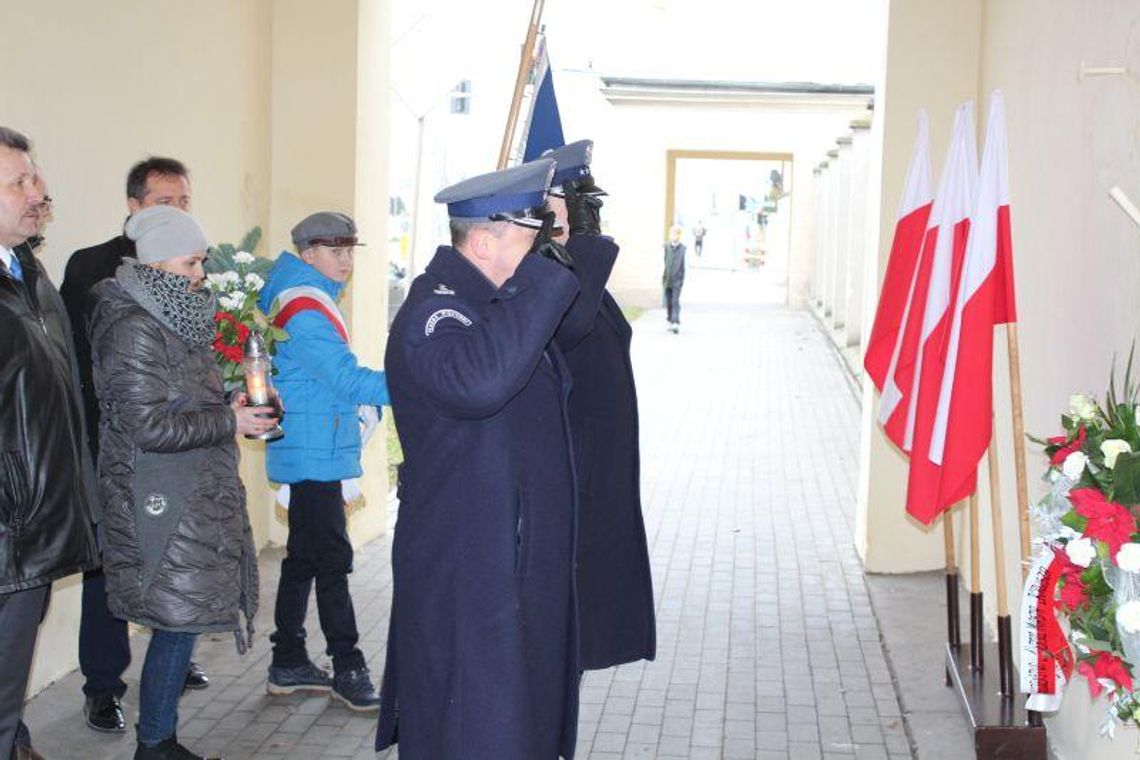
[267,661,333,695]
[331,667,381,712]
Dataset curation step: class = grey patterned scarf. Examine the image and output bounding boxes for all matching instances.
[116,262,217,347]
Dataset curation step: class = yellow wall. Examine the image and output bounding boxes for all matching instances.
[861,0,1140,756]
[1,0,389,697]
[856,0,983,572]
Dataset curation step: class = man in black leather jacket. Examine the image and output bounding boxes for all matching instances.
[0,126,99,760]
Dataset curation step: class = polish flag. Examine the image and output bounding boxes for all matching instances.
[927,91,1018,517]
[904,103,980,524]
[878,105,976,458]
[864,111,933,393]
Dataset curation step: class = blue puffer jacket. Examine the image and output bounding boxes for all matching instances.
[260,252,389,484]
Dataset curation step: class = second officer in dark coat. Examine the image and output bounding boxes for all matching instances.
[541,141,656,670]
[377,159,583,759]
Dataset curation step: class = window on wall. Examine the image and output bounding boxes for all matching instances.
[450,80,471,115]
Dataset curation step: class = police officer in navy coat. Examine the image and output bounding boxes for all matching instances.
[377,159,583,759]
[539,141,657,670]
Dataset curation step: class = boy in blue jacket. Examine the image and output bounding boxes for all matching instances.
[260,211,389,711]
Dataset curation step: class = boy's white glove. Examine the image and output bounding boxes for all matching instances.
[359,404,381,446]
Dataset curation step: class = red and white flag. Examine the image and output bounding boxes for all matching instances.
[928,91,1018,515]
[902,105,984,524]
[864,111,933,393]
[903,102,978,524]
[877,105,977,464]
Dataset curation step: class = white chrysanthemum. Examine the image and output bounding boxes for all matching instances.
[1066,537,1096,568]
[1069,393,1100,422]
[1062,451,1088,481]
[233,251,255,265]
[1102,439,1132,469]
[204,273,228,290]
[1117,544,1140,573]
[219,294,243,311]
[244,273,265,291]
[222,270,241,284]
[1117,600,1140,634]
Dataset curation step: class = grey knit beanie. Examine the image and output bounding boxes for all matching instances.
[124,205,209,264]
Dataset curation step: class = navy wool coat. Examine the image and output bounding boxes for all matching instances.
[556,234,656,670]
[377,246,582,759]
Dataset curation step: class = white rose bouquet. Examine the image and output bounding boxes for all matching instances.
[202,227,287,388]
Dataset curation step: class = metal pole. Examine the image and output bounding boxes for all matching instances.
[408,114,426,278]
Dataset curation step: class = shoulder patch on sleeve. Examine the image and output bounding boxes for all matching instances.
[424,308,473,336]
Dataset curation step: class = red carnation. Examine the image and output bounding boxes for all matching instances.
[1049,425,1087,465]
[213,311,249,364]
[1071,488,1138,555]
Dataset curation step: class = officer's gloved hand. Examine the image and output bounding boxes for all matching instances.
[564,179,604,236]
[530,210,574,269]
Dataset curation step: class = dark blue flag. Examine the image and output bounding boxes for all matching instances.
[522,40,565,161]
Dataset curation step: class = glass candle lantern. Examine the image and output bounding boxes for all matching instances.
[242,331,284,441]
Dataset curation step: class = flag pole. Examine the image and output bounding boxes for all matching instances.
[1007,324,1032,578]
[986,426,1015,697]
[944,508,961,652]
[497,0,546,169]
[969,490,984,672]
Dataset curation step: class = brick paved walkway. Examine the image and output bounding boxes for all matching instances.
[22,267,912,759]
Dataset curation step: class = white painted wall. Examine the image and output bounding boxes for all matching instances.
[856,0,1140,755]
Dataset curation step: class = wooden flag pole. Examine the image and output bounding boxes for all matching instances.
[969,490,984,672]
[497,0,546,169]
[987,426,1015,697]
[1007,323,1033,579]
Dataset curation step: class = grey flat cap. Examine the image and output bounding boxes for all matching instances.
[124,206,209,264]
[291,211,364,249]
[434,159,556,229]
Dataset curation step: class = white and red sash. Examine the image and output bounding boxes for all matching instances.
[1020,548,1075,712]
[272,285,348,342]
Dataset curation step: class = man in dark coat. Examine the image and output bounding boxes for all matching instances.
[0,126,100,760]
[377,159,582,759]
[539,140,656,670]
[58,156,207,735]
[663,225,686,333]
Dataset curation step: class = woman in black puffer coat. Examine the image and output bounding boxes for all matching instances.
[88,205,278,760]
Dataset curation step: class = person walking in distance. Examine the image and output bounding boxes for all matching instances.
[662,224,686,333]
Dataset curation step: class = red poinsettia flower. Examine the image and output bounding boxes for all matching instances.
[1049,425,1087,465]
[1053,548,1088,611]
[1071,488,1138,555]
[1079,651,1135,699]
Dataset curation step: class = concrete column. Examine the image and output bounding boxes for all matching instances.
[854,0,982,572]
[822,149,840,317]
[266,0,391,547]
[844,121,873,349]
[810,165,824,305]
[829,136,853,329]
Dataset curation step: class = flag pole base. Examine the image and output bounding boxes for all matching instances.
[945,643,1046,759]
[947,572,962,650]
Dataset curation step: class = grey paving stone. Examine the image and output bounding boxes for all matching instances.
[19,277,933,760]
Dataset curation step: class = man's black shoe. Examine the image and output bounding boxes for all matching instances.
[133,735,220,759]
[267,661,333,695]
[84,694,126,733]
[183,661,209,691]
[331,667,381,712]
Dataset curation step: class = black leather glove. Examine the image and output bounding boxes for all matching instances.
[530,210,574,268]
[564,178,604,236]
